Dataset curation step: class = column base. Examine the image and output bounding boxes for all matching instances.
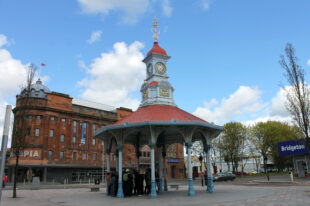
[188,178,195,196]
[151,180,157,198]
[117,181,124,198]
[106,185,109,196]
[159,179,163,192]
[164,178,168,191]
[207,177,215,193]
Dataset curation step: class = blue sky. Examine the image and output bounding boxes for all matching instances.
[1,0,310,130]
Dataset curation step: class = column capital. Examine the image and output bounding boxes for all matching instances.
[116,145,124,151]
[187,142,193,148]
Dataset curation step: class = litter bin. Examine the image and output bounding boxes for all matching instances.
[32,177,40,190]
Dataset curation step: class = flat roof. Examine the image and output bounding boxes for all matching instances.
[72,98,115,112]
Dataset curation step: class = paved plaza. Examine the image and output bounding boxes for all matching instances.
[2,182,310,206]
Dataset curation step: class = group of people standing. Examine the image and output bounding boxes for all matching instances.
[107,168,156,197]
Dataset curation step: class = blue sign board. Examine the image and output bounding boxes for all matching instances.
[168,158,179,163]
[278,139,309,156]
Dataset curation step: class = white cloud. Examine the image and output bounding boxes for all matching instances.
[78,41,145,110]
[269,87,289,117]
[194,86,266,124]
[88,30,102,44]
[0,35,9,47]
[193,84,294,126]
[0,37,27,100]
[0,34,29,148]
[162,0,172,17]
[307,59,310,66]
[77,0,150,24]
[201,0,212,11]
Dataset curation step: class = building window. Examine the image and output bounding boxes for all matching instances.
[128,157,131,165]
[73,136,76,144]
[83,152,87,160]
[128,149,131,154]
[35,128,40,137]
[93,124,96,133]
[73,121,77,133]
[36,115,41,120]
[50,116,55,120]
[143,152,146,157]
[27,128,31,136]
[112,155,114,161]
[147,152,150,157]
[93,153,97,161]
[61,118,66,123]
[50,129,54,137]
[27,115,32,119]
[48,151,53,159]
[81,122,87,144]
[92,138,96,145]
[60,134,65,142]
[60,151,64,160]
[73,152,77,160]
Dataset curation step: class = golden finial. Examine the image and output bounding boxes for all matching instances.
[151,15,160,42]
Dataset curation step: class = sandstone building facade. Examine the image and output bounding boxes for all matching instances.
[8,79,184,183]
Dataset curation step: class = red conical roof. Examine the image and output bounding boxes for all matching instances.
[114,105,208,126]
[147,42,167,56]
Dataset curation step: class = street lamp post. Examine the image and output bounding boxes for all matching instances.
[264,156,269,181]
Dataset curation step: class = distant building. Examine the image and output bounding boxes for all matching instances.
[8,79,132,183]
[8,79,184,183]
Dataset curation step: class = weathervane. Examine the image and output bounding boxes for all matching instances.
[151,15,160,42]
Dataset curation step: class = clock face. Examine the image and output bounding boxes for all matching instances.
[147,64,152,75]
[155,62,166,75]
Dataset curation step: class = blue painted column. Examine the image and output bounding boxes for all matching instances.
[187,142,195,196]
[207,144,215,193]
[102,143,105,184]
[150,143,157,198]
[162,147,168,191]
[158,147,163,192]
[106,150,111,196]
[116,146,124,198]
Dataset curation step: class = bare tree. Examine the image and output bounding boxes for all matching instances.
[279,43,310,141]
[11,64,37,198]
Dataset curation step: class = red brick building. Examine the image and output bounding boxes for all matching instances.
[8,79,184,183]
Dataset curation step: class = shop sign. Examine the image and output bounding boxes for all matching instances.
[278,139,309,156]
[10,150,39,158]
[168,158,179,163]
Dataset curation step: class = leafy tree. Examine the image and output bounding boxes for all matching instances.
[218,122,247,173]
[250,121,301,173]
[279,43,310,142]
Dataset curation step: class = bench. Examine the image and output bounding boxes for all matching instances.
[169,184,179,190]
[90,186,100,192]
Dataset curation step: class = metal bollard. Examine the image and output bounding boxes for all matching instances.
[290,172,294,182]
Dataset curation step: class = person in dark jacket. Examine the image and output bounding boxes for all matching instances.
[110,172,116,196]
[133,170,139,195]
[127,170,133,197]
[145,168,151,194]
